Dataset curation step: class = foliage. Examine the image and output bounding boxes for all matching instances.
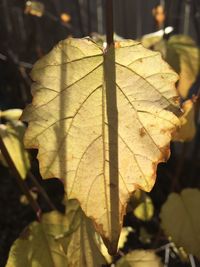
[0,120,30,179]
[166,35,200,99]
[132,192,154,221]
[21,37,180,253]
[160,189,200,259]
[6,200,107,267]
[127,190,154,221]
[1,31,200,267]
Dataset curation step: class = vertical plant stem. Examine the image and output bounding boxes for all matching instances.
[104,0,119,254]
[75,0,85,36]
[136,0,142,38]
[193,0,200,44]
[97,0,103,34]
[105,0,114,46]
[87,0,91,35]
[0,136,41,219]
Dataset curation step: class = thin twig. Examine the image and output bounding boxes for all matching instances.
[164,247,170,267]
[155,242,173,252]
[0,136,41,219]
[28,172,56,210]
[75,0,85,36]
[171,142,188,192]
[87,0,91,34]
[189,254,196,267]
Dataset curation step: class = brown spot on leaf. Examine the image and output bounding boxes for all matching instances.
[160,145,171,161]
[172,96,181,105]
[139,127,146,137]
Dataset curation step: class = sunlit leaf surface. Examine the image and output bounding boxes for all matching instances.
[22,37,180,252]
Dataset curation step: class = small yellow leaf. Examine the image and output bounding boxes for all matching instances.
[20,191,38,205]
[133,193,154,221]
[133,197,154,221]
[0,122,30,179]
[116,250,163,267]
[25,1,44,17]
[128,191,154,221]
[173,99,196,142]
[160,189,200,259]
[118,227,134,249]
[0,109,23,121]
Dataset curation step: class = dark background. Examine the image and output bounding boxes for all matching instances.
[1,1,200,266]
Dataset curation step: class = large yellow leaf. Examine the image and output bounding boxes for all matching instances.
[6,200,107,267]
[160,189,200,259]
[0,121,30,179]
[115,250,163,267]
[22,38,180,253]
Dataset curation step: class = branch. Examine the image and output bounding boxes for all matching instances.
[0,136,41,219]
[28,171,56,210]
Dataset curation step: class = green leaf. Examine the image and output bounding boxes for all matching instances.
[6,200,107,267]
[116,250,163,267]
[166,35,200,99]
[160,189,200,259]
[22,37,180,252]
[0,121,30,179]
